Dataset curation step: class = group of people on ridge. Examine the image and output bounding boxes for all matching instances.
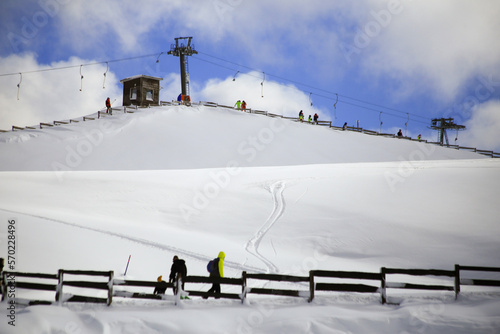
[299,110,319,124]
[154,251,225,300]
[177,94,191,105]
[234,100,247,111]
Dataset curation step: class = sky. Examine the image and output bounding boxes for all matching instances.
[0,0,499,151]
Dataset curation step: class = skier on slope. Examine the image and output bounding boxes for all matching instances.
[203,251,225,299]
[313,113,319,124]
[241,100,247,112]
[299,110,304,122]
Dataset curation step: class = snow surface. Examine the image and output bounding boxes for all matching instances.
[0,104,499,333]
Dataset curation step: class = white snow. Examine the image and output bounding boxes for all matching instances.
[0,104,499,333]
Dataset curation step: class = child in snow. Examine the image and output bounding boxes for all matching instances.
[153,275,168,295]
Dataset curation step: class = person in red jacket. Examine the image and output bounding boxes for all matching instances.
[105,97,111,114]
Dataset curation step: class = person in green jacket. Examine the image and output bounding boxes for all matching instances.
[204,251,225,299]
[234,100,241,110]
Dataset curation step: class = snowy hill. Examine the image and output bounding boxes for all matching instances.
[0,104,484,171]
[0,104,499,333]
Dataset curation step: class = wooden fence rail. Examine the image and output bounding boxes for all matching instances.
[2,264,499,306]
[455,265,500,296]
[113,278,174,301]
[183,275,244,300]
[244,272,310,300]
[381,267,457,304]
[311,270,382,302]
[55,270,114,306]
[2,101,499,158]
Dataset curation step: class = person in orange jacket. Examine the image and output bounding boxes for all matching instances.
[105,97,111,114]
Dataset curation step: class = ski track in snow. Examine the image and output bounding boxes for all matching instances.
[245,180,287,273]
[0,208,264,273]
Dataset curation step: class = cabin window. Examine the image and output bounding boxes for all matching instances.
[146,89,153,101]
[130,88,137,100]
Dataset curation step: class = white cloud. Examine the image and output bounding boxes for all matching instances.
[197,71,328,120]
[0,53,122,129]
[461,100,500,152]
[358,0,500,102]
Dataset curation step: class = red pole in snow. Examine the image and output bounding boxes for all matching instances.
[124,255,131,276]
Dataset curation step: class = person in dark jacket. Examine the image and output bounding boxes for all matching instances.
[203,251,225,299]
[153,275,168,295]
[169,255,187,295]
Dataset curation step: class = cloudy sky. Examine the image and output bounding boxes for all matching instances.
[1,0,499,151]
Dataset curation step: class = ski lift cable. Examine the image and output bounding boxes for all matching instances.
[17,73,22,100]
[379,112,383,133]
[0,53,160,78]
[333,93,338,120]
[405,113,409,136]
[232,70,239,81]
[103,62,109,89]
[196,51,431,122]
[261,72,265,97]
[156,52,164,63]
[79,65,84,92]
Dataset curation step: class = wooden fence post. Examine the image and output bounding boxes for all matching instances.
[56,269,64,305]
[1,271,6,301]
[309,271,315,303]
[380,267,386,304]
[241,271,247,303]
[454,264,460,300]
[107,271,114,306]
[175,275,180,306]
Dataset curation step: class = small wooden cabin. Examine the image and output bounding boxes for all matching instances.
[120,75,163,107]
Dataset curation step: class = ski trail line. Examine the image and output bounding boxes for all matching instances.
[0,208,264,273]
[245,180,286,273]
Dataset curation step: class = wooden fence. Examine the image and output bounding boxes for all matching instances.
[201,101,500,158]
[3,101,499,158]
[2,264,499,306]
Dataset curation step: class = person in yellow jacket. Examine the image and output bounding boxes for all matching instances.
[203,251,225,299]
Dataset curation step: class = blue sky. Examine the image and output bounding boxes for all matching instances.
[1,0,500,151]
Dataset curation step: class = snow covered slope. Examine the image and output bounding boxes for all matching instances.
[0,104,484,171]
[0,104,499,334]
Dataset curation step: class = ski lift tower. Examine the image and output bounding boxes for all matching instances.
[168,37,198,103]
[429,118,465,146]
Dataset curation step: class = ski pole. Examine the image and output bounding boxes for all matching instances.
[124,255,131,276]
